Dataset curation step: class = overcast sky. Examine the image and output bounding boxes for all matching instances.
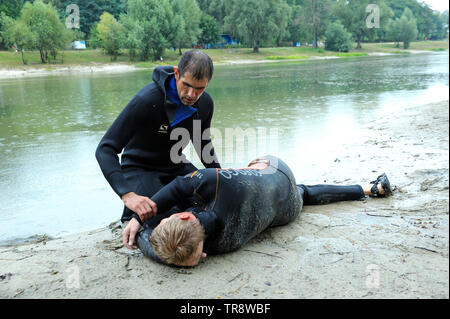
[420,0,449,12]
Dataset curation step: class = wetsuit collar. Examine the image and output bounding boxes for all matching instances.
[166,76,197,127]
[167,76,182,104]
[192,209,217,238]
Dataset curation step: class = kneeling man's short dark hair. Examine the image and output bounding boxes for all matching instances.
[178,49,214,81]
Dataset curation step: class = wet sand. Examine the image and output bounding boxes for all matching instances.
[0,99,448,299]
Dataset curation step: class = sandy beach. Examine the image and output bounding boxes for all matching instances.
[0,63,140,79]
[0,95,448,299]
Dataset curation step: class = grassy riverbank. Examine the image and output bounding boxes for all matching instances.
[0,40,448,71]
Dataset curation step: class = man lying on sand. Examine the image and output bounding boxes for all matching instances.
[122,155,392,267]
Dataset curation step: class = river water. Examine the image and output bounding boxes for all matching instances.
[0,52,448,244]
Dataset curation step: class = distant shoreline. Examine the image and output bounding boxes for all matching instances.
[0,63,139,79]
[0,48,444,80]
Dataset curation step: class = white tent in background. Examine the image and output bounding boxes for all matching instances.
[70,41,86,50]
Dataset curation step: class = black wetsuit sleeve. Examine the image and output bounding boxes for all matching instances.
[95,95,148,197]
[150,175,198,213]
[151,170,218,215]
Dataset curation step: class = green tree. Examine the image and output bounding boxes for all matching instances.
[18,0,67,63]
[387,18,402,46]
[431,10,449,40]
[324,21,353,52]
[121,0,173,61]
[0,13,34,64]
[167,13,185,53]
[200,0,232,27]
[273,0,292,46]
[224,0,290,53]
[300,0,331,48]
[169,0,202,55]
[333,0,393,49]
[0,0,25,49]
[388,7,418,49]
[97,12,124,61]
[384,0,435,40]
[198,13,221,47]
[287,5,310,45]
[0,0,25,17]
[118,17,139,61]
[88,22,100,49]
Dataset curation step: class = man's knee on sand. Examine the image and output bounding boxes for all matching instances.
[149,215,205,266]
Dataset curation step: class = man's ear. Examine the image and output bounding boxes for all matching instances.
[179,213,190,220]
[198,241,206,258]
[173,66,179,80]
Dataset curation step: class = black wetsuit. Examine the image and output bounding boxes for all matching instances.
[95,66,220,222]
[137,155,365,264]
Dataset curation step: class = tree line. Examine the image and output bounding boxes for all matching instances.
[0,0,448,64]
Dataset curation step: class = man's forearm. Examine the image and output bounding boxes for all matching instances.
[95,140,133,197]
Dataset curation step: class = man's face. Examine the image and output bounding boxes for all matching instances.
[174,67,208,106]
[159,212,207,267]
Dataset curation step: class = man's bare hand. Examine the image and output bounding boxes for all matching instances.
[122,192,157,222]
[122,218,141,250]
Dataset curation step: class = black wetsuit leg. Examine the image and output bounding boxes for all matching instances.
[297,184,365,205]
[121,163,198,222]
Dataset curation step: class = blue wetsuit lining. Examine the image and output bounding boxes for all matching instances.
[166,77,197,127]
